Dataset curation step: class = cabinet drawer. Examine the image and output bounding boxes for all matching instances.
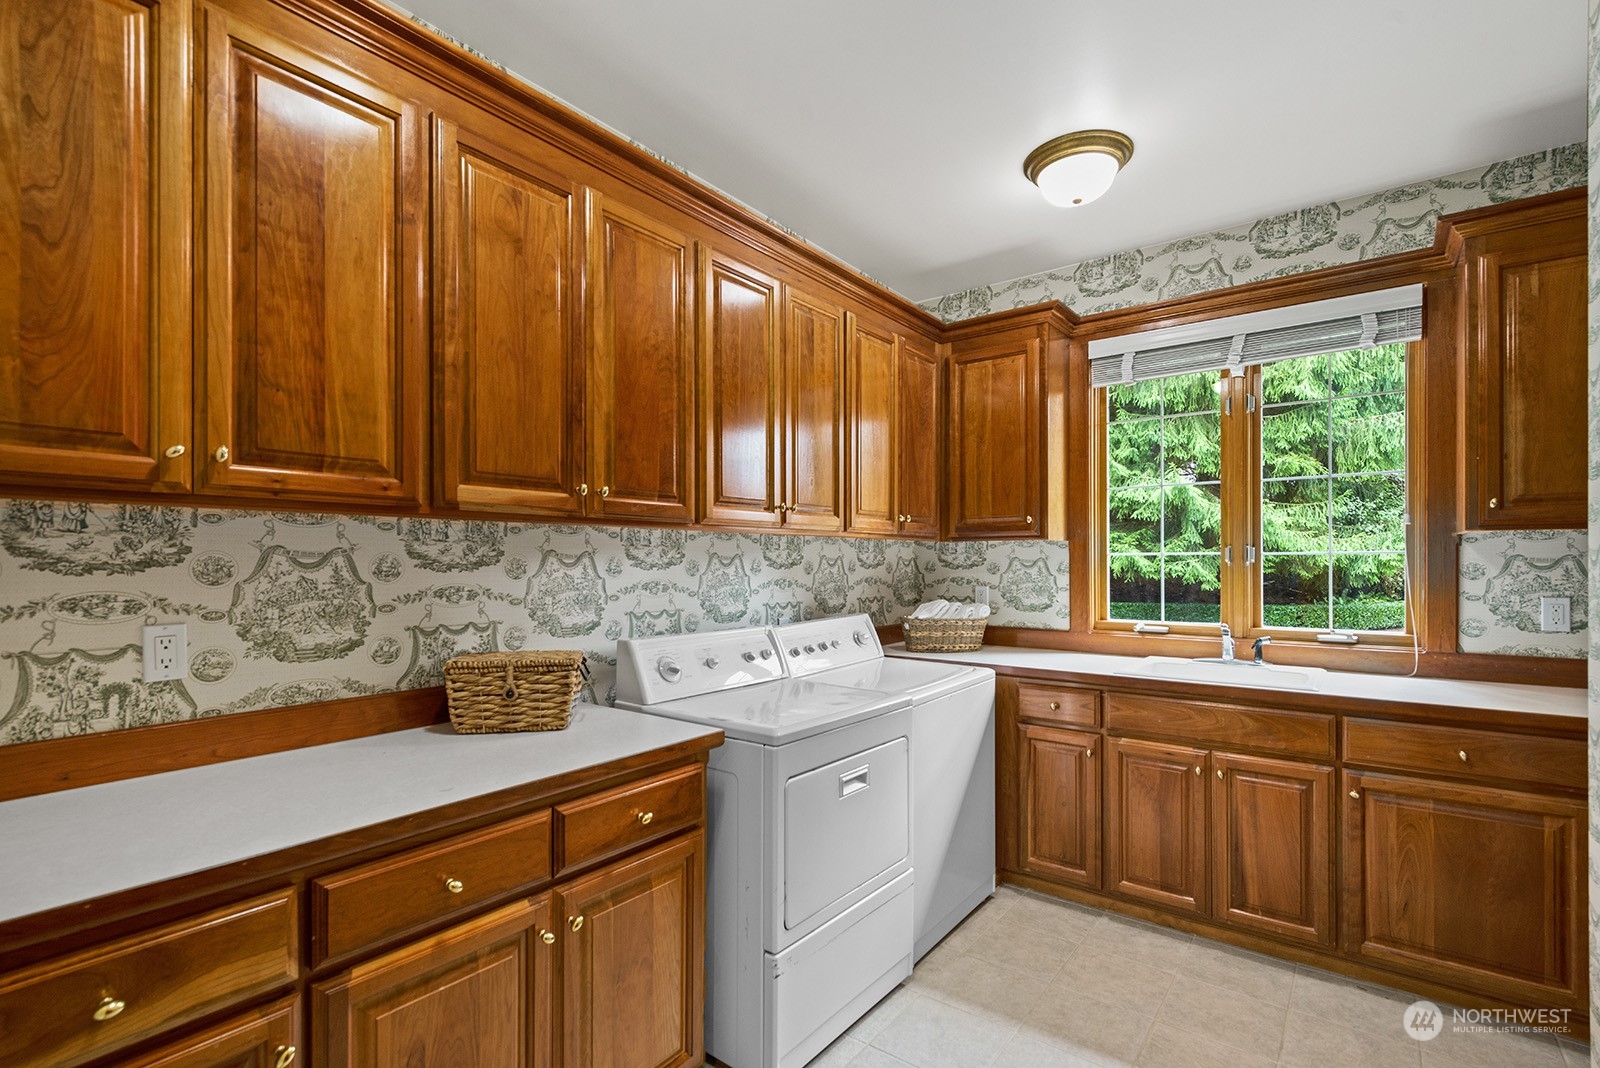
[1016,683,1099,727]
[557,764,703,874]
[313,808,552,964]
[1343,719,1584,790]
[1106,694,1333,759]
[0,890,297,1068]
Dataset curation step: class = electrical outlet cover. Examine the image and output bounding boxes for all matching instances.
[143,623,188,681]
[1539,596,1571,634]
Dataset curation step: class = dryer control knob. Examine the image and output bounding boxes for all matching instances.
[830,640,841,649]
[657,657,682,682]
[760,649,773,660]
[703,656,719,669]
[742,651,756,662]
[853,631,867,646]
[789,648,801,657]
[803,644,816,654]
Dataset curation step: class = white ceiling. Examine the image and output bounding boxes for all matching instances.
[400,0,1588,302]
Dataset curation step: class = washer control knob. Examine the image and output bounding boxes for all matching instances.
[803,644,816,654]
[790,648,801,657]
[742,651,756,662]
[704,656,719,669]
[657,657,682,682]
[759,649,773,660]
[830,640,841,649]
[853,631,867,646]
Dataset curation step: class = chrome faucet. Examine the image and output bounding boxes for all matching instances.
[1253,635,1272,665]
[1219,623,1234,662]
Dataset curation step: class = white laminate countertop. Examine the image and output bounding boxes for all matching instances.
[0,704,719,925]
[886,644,1587,720]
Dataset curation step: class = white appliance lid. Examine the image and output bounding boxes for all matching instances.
[804,657,986,700]
[625,678,910,744]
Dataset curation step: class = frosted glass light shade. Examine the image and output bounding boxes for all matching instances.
[1034,151,1121,207]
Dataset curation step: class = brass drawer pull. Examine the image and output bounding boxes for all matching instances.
[1349,789,1361,799]
[274,1046,298,1068]
[164,444,186,458]
[1048,701,1060,711]
[444,878,464,894]
[636,811,654,826]
[1458,750,1468,763]
[93,996,126,1022]
[568,914,584,932]
[540,929,556,945]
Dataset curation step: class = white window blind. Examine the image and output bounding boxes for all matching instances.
[1087,285,1422,388]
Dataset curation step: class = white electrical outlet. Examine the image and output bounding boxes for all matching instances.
[143,623,188,681]
[975,585,991,608]
[1539,596,1571,633]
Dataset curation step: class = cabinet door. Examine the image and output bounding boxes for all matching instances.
[1342,770,1586,1011]
[1464,214,1587,528]
[699,249,780,527]
[1211,753,1332,946]
[586,196,695,521]
[197,2,425,503]
[896,336,940,537]
[119,997,298,1068]
[781,289,845,532]
[315,896,553,1068]
[434,109,583,516]
[947,338,1041,537]
[845,317,898,535]
[0,0,191,491]
[1019,724,1101,889]
[1106,738,1207,914]
[555,833,702,1068]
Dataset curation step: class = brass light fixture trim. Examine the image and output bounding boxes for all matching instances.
[1023,129,1135,204]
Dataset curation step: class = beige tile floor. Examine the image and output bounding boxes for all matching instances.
[807,886,1590,1068]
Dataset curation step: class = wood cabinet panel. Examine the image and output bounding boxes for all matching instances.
[1343,718,1584,791]
[846,317,898,535]
[0,0,191,490]
[555,764,703,875]
[1016,684,1099,727]
[1106,738,1207,914]
[1105,694,1334,760]
[782,289,845,531]
[434,109,582,515]
[315,895,551,1068]
[586,196,695,521]
[197,3,425,502]
[947,337,1041,537]
[1342,770,1586,1009]
[699,249,780,526]
[1212,753,1332,946]
[896,336,940,537]
[1019,724,1101,888]
[0,890,297,1068]
[1463,208,1587,528]
[556,833,703,1068]
[118,997,298,1068]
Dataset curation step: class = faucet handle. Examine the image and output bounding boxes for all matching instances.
[1218,623,1231,636]
[1252,635,1272,664]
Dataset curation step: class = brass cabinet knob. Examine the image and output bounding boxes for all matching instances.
[1489,497,1499,508]
[636,811,654,825]
[93,996,126,1022]
[213,445,230,464]
[274,1046,298,1068]
[1349,789,1361,799]
[1458,750,1468,763]
[1048,701,1060,711]
[540,929,556,945]
[578,483,589,496]
[444,878,464,894]
[163,444,186,458]
[1193,766,1201,775]
[568,914,584,932]
[599,485,610,498]
[1026,515,1034,525]
[1216,768,1224,779]
[1085,747,1093,758]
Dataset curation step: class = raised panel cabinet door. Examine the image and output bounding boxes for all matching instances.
[1342,771,1586,1011]
[586,196,695,521]
[845,316,898,535]
[948,339,1041,537]
[1465,215,1587,528]
[315,896,553,1068]
[555,833,703,1068]
[0,0,191,491]
[197,2,425,503]
[118,997,298,1068]
[1211,753,1332,946]
[1019,724,1101,889]
[434,110,583,516]
[896,336,940,537]
[781,288,845,532]
[698,248,780,527]
[1106,737,1208,914]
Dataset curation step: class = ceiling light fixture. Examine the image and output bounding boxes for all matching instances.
[1023,129,1135,208]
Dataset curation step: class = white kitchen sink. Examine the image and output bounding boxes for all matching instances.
[1114,656,1326,692]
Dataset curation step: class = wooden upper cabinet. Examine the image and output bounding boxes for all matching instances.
[846,316,898,536]
[433,108,584,517]
[947,335,1042,537]
[896,336,940,537]
[1459,197,1586,529]
[1106,737,1208,915]
[0,0,191,491]
[780,288,845,532]
[196,0,425,504]
[699,248,780,527]
[586,195,695,521]
[1212,753,1332,946]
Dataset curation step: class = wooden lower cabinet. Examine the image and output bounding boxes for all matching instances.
[120,998,299,1068]
[555,833,703,1068]
[1018,724,1100,888]
[1106,737,1207,914]
[1212,753,1332,946]
[1342,770,1587,1010]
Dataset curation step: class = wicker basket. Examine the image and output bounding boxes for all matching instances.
[443,650,587,734]
[901,616,988,653]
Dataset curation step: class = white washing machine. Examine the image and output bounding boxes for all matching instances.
[773,615,996,960]
[615,627,915,1068]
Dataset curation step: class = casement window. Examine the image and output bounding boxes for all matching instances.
[1090,287,1420,644]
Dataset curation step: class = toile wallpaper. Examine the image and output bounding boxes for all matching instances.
[0,500,1070,746]
[1585,0,1600,1051]
[1457,531,1589,659]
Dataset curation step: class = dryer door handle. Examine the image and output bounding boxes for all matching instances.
[839,765,871,798]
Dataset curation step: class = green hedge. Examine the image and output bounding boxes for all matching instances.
[1112,599,1404,631]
